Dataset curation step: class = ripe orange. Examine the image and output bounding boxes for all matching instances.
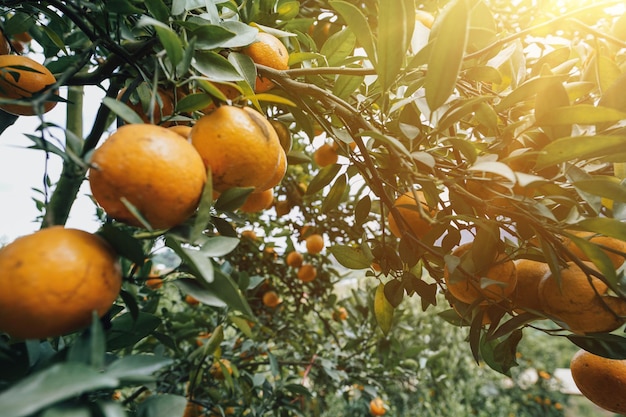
[241,230,258,240]
[117,86,175,126]
[274,199,291,217]
[387,190,437,239]
[183,402,205,417]
[565,232,626,269]
[0,55,57,115]
[262,290,281,308]
[168,125,192,139]
[240,188,274,213]
[242,32,289,93]
[269,119,292,152]
[313,143,338,167]
[201,82,242,113]
[259,147,287,190]
[89,124,206,229]
[286,251,304,268]
[510,259,550,314]
[297,264,317,283]
[538,261,626,334]
[444,243,517,305]
[210,358,233,380]
[305,234,325,254]
[0,227,122,339]
[185,295,200,306]
[369,397,386,416]
[570,349,626,414]
[145,277,163,290]
[333,306,349,321]
[190,105,283,192]
[195,331,211,347]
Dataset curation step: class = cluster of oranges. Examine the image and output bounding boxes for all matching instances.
[0,32,58,116]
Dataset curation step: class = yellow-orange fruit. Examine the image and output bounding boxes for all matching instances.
[240,188,274,213]
[387,190,436,238]
[0,55,57,115]
[242,32,289,93]
[313,143,338,167]
[260,147,287,190]
[262,290,281,308]
[89,124,207,229]
[565,233,626,269]
[185,295,200,306]
[190,105,283,192]
[286,251,304,268]
[210,358,233,380]
[510,259,550,314]
[444,243,517,305]
[570,349,626,414]
[241,230,258,240]
[274,199,291,217]
[538,261,626,334]
[305,234,325,254]
[168,125,192,139]
[145,277,163,290]
[369,397,386,416]
[332,306,349,321]
[117,86,175,126]
[0,227,122,339]
[297,264,317,283]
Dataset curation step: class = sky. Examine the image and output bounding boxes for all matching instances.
[0,86,103,244]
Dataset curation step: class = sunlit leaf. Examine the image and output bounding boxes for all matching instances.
[377,0,412,91]
[535,135,626,169]
[329,245,371,269]
[536,105,626,126]
[374,283,394,336]
[424,0,469,110]
[329,1,376,66]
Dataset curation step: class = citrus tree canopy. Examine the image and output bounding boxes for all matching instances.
[1,0,626,416]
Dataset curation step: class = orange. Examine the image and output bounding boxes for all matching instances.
[387,190,437,239]
[286,251,304,268]
[538,261,626,334]
[313,143,338,167]
[269,119,292,152]
[444,243,517,305]
[0,55,57,115]
[183,402,206,417]
[241,230,258,240]
[201,82,242,113]
[305,234,325,254]
[570,349,626,414]
[195,331,211,346]
[0,227,122,339]
[190,105,283,192]
[369,397,386,416]
[297,264,317,283]
[117,86,175,126]
[89,124,206,229]
[210,358,233,380]
[259,147,287,190]
[510,259,550,314]
[145,277,163,290]
[168,125,192,139]
[242,32,289,93]
[262,290,281,308]
[185,295,200,306]
[240,188,274,213]
[332,307,348,321]
[564,232,626,269]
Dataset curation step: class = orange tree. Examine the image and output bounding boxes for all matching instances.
[1,0,626,416]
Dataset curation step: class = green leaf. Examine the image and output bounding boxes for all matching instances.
[138,17,183,68]
[565,234,618,290]
[137,394,187,417]
[384,279,404,308]
[480,329,522,376]
[374,283,394,336]
[535,135,626,169]
[145,0,170,22]
[322,173,347,212]
[166,237,214,284]
[174,278,226,308]
[97,224,146,265]
[189,169,214,244]
[573,176,626,204]
[534,80,570,139]
[214,187,254,212]
[106,312,161,351]
[536,105,626,126]
[376,0,412,91]
[276,0,300,19]
[200,236,240,257]
[424,0,469,110]
[328,245,371,269]
[307,164,341,195]
[106,355,173,382]
[575,218,626,242]
[494,75,567,112]
[0,363,118,417]
[101,97,144,124]
[436,96,494,133]
[192,51,245,82]
[67,314,106,369]
[329,1,376,66]
[354,195,372,226]
[320,27,356,67]
[568,334,626,359]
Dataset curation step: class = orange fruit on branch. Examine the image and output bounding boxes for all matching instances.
[387,190,437,239]
[538,261,626,334]
[510,259,550,314]
[286,251,304,268]
[89,124,207,229]
[190,105,284,192]
[564,232,626,269]
[242,32,289,93]
[313,143,338,167]
[0,227,122,339]
[0,55,57,115]
[444,243,517,305]
[117,85,175,126]
[262,290,281,308]
[297,264,317,283]
[240,188,274,213]
[570,349,626,414]
[305,233,325,254]
[369,397,386,416]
